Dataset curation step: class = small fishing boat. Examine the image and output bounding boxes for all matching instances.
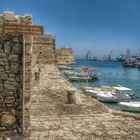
[96,86,136,103]
[81,86,96,91]
[83,86,112,97]
[68,75,98,82]
[119,101,140,112]
[85,88,102,97]
[58,65,73,70]
[62,70,78,76]
[67,66,99,82]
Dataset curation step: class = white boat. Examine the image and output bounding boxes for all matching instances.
[68,76,94,82]
[58,65,73,70]
[83,86,112,97]
[62,70,88,77]
[81,86,96,91]
[97,86,136,103]
[119,101,140,112]
[85,88,103,97]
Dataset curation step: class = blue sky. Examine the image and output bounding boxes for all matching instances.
[0,0,140,58]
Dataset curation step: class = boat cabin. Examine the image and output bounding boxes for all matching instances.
[112,86,133,94]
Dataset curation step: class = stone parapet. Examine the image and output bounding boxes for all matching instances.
[0,12,32,25]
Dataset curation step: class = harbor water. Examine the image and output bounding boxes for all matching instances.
[70,59,140,112]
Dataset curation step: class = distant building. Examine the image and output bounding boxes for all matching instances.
[56,47,75,65]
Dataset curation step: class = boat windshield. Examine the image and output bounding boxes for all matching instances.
[113,87,133,94]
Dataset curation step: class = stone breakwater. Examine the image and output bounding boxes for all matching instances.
[26,64,140,140]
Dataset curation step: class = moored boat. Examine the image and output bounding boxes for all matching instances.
[58,65,73,70]
[119,101,140,112]
[68,75,98,82]
[96,86,136,103]
[85,88,103,97]
[67,66,99,82]
[83,86,112,97]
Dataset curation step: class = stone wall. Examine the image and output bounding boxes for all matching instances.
[32,34,55,65]
[0,12,33,136]
[0,34,23,133]
[56,47,75,65]
[0,11,76,137]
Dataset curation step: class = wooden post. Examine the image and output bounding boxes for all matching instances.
[22,34,25,135]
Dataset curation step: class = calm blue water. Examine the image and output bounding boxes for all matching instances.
[70,60,140,112]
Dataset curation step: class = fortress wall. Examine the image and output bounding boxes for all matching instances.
[0,34,23,133]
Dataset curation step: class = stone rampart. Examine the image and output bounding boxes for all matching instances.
[0,12,32,25]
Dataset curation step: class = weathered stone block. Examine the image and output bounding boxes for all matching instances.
[15,75,20,83]
[4,81,18,90]
[0,83,3,90]
[6,103,14,107]
[25,55,31,63]
[0,44,3,53]
[3,12,15,21]
[9,55,19,62]
[25,73,31,82]
[4,65,10,71]
[0,26,3,34]
[1,104,5,109]
[4,91,14,97]
[11,44,22,54]
[0,57,8,63]
[1,114,16,127]
[0,98,3,102]
[4,42,11,54]
[0,71,8,80]
[24,118,30,126]
[25,82,31,90]
[10,63,19,71]
[8,73,15,78]
[24,35,33,44]
[0,127,6,131]
[5,97,15,103]
[0,53,6,58]
[25,45,32,55]
[12,36,20,43]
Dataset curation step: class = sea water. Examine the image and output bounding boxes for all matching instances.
[70,59,140,112]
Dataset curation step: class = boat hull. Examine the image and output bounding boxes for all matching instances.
[97,95,131,103]
[85,91,98,98]
[119,102,140,112]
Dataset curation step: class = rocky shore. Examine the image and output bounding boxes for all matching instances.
[28,64,140,140]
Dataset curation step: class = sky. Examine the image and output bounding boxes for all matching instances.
[0,0,140,58]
